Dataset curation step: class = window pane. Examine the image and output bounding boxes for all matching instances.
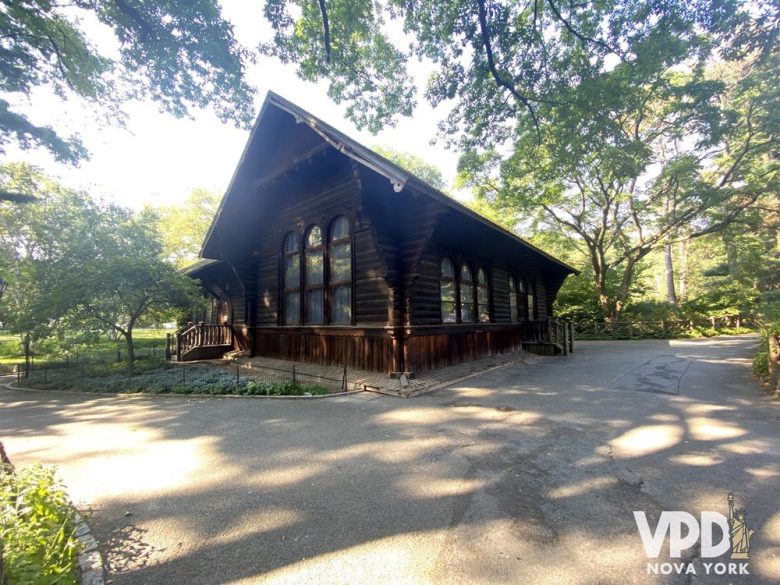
[306,226,322,247]
[284,254,300,289]
[306,289,324,324]
[330,241,351,282]
[478,288,489,322]
[510,285,518,322]
[330,285,351,324]
[441,301,457,323]
[440,280,455,302]
[283,232,298,253]
[461,283,474,322]
[509,278,516,292]
[285,292,300,325]
[461,265,472,283]
[331,216,350,240]
[518,280,525,293]
[306,249,324,285]
[441,258,454,278]
[527,290,535,320]
[477,269,487,284]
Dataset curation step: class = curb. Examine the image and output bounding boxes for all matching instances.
[73,511,104,585]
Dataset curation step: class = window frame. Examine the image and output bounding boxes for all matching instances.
[281,231,301,325]
[509,276,519,323]
[459,263,476,323]
[526,279,536,321]
[476,268,490,323]
[304,225,325,325]
[328,215,354,325]
[440,257,457,324]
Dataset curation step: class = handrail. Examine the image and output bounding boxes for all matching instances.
[167,322,233,361]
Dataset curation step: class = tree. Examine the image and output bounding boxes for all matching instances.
[1,0,254,164]
[70,205,200,366]
[457,51,777,321]
[0,163,199,367]
[260,1,774,139]
[372,146,447,191]
[154,188,221,268]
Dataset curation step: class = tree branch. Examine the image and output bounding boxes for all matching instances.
[317,0,332,64]
[475,0,541,141]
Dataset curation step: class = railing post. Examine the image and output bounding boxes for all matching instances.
[568,321,574,353]
[546,317,552,343]
[562,321,569,355]
[198,322,205,347]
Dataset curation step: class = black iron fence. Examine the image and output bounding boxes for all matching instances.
[15,358,354,396]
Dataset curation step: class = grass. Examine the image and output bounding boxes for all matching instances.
[0,328,169,369]
[0,464,81,585]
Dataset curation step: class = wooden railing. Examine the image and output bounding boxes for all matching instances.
[522,319,574,355]
[572,315,750,339]
[166,322,233,361]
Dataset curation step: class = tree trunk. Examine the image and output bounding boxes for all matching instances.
[23,334,30,379]
[665,242,678,304]
[125,329,135,368]
[724,232,739,278]
[678,237,689,302]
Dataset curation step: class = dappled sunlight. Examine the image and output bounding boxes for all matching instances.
[226,531,446,585]
[549,476,615,499]
[687,416,747,441]
[398,476,488,499]
[720,439,772,455]
[243,463,327,489]
[668,452,724,466]
[208,508,303,546]
[610,424,683,458]
[744,465,780,480]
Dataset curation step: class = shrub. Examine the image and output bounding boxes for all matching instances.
[0,465,80,585]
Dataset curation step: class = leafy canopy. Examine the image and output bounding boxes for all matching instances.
[1,0,255,164]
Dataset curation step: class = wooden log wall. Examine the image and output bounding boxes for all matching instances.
[404,325,526,372]
[254,327,394,372]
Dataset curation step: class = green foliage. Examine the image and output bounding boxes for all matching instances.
[1,0,254,163]
[0,465,80,585]
[154,189,221,268]
[0,163,201,366]
[22,364,330,396]
[753,340,770,383]
[372,146,447,191]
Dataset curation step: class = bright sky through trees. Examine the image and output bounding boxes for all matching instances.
[4,0,460,210]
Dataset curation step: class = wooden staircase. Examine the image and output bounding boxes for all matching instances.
[166,323,233,362]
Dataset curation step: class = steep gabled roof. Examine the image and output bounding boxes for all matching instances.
[201,91,578,275]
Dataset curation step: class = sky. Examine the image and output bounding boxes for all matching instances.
[5,1,465,210]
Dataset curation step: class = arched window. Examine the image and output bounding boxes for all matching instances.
[509,277,519,322]
[518,279,527,320]
[526,279,536,320]
[304,225,324,324]
[282,232,300,325]
[460,264,475,322]
[440,258,456,323]
[477,268,490,322]
[329,216,352,324]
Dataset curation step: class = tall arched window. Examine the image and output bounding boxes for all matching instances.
[440,258,456,323]
[477,268,490,322]
[282,232,300,325]
[304,225,324,324]
[460,264,475,322]
[329,216,352,324]
[526,279,536,320]
[518,279,527,320]
[509,277,519,322]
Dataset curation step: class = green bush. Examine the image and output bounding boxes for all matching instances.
[753,340,770,383]
[0,465,80,585]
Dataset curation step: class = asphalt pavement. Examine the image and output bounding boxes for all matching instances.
[1,336,778,584]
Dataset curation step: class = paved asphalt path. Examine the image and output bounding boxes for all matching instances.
[2,336,779,584]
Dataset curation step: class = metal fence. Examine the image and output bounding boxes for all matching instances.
[16,358,354,396]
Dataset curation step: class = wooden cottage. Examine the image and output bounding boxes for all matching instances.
[171,91,577,373]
